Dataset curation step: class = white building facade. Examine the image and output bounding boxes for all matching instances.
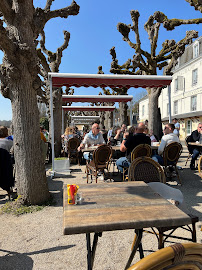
[139,36,202,139]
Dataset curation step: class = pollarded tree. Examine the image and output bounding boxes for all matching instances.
[0,1,79,205]
[110,10,199,138]
[37,30,72,157]
[186,0,202,12]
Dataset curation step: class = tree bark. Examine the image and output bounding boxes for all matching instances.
[119,102,128,125]
[12,74,50,204]
[148,87,162,140]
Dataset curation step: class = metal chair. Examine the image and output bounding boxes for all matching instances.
[122,144,152,181]
[185,135,193,166]
[162,142,183,185]
[128,242,202,270]
[66,137,81,165]
[128,157,198,254]
[86,144,112,183]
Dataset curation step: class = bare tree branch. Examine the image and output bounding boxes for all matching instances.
[33,1,79,38]
[0,0,13,23]
[185,0,202,12]
[44,0,55,11]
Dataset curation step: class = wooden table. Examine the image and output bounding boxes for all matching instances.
[83,144,159,152]
[188,142,202,147]
[63,182,191,270]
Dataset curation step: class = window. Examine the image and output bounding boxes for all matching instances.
[142,105,145,116]
[167,103,169,115]
[191,95,197,111]
[174,78,178,92]
[192,69,198,85]
[193,42,199,58]
[187,120,192,135]
[174,100,178,115]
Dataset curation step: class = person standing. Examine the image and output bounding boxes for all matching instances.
[173,118,180,137]
[188,122,202,170]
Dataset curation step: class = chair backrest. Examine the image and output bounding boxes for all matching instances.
[185,135,192,154]
[128,156,166,183]
[93,144,112,167]
[131,144,152,161]
[163,142,182,166]
[67,137,80,153]
[128,242,202,270]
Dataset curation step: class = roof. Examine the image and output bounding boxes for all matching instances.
[62,95,133,102]
[62,106,115,112]
[49,73,172,88]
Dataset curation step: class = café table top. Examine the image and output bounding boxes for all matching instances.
[63,181,191,235]
[82,144,159,152]
[188,142,202,147]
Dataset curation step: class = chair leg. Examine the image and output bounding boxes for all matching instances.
[86,166,89,184]
[95,171,97,183]
[185,154,191,166]
[175,165,182,185]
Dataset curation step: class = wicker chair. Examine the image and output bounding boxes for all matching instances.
[86,144,112,183]
[198,155,202,179]
[128,156,166,183]
[66,137,81,165]
[128,157,198,253]
[128,242,202,270]
[162,142,183,185]
[185,135,193,166]
[122,144,152,181]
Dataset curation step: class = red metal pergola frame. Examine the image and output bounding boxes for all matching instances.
[48,72,172,172]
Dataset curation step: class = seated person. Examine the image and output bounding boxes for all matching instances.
[116,122,151,173]
[77,122,105,160]
[113,123,127,143]
[188,122,202,170]
[152,123,180,166]
[100,126,108,144]
[149,129,158,142]
[0,126,13,152]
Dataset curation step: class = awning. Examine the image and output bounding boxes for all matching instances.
[62,106,115,112]
[49,73,172,88]
[62,95,133,103]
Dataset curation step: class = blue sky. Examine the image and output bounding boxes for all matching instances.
[0,0,202,120]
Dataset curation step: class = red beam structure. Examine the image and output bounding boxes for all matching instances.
[62,106,115,112]
[62,95,133,103]
[48,72,172,173]
[51,73,172,89]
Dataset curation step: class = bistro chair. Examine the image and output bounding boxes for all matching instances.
[122,144,152,181]
[185,135,193,166]
[128,157,198,253]
[86,144,112,183]
[198,155,202,178]
[162,142,183,185]
[128,242,202,270]
[66,137,81,165]
[128,156,165,183]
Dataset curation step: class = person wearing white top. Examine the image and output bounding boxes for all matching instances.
[173,118,180,137]
[152,123,180,165]
[77,122,105,160]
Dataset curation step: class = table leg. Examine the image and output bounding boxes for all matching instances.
[125,229,143,270]
[86,232,102,270]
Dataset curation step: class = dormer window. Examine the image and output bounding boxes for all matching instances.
[193,41,199,58]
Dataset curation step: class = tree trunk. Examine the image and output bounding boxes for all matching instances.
[48,88,62,157]
[100,112,105,129]
[11,74,50,205]
[119,102,128,125]
[148,87,163,140]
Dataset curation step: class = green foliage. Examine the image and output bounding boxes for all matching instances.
[40,117,49,131]
[1,195,55,216]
